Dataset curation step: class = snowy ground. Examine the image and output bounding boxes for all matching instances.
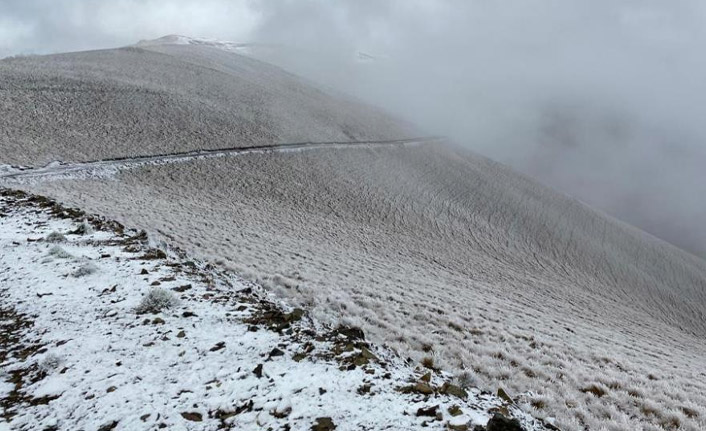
[0,190,550,431]
[12,144,706,431]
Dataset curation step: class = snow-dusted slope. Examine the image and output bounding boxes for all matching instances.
[2,39,706,431]
[0,43,415,167]
[0,190,550,431]
[15,143,706,431]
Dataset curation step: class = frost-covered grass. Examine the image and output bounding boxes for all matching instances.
[18,145,706,431]
[134,287,179,314]
[37,354,63,374]
[71,261,98,278]
[47,245,72,259]
[44,231,65,243]
[70,220,93,235]
[0,193,549,431]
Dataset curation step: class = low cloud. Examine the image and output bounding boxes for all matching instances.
[2,0,705,256]
[0,0,259,57]
[250,0,706,257]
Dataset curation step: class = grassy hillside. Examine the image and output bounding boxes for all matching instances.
[2,41,706,430]
[0,45,414,166]
[19,143,706,431]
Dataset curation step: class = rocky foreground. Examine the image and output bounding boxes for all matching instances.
[0,189,552,431]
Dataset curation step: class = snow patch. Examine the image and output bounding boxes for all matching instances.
[0,191,549,431]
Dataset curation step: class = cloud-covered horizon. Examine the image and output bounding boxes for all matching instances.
[2,0,706,257]
[0,0,260,57]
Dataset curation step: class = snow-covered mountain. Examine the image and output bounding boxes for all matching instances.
[1,37,706,431]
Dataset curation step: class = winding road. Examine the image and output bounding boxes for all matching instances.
[0,136,442,182]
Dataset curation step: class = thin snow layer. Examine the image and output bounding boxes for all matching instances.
[15,143,706,431]
[0,193,548,431]
[135,34,255,55]
[0,44,416,167]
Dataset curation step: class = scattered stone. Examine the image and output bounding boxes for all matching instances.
[180,412,203,422]
[100,285,117,296]
[333,325,365,340]
[414,382,435,395]
[448,405,463,417]
[106,386,117,393]
[448,421,469,431]
[150,281,161,286]
[485,413,524,431]
[420,372,432,382]
[176,330,186,338]
[182,311,197,318]
[440,382,468,399]
[318,388,327,395]
[311,417,336,431]
[398,380,436,395]
[234,400,254,415]
[152,318,165,325]
[489,406,510,418]
[245,305,303,332]
[350,347,377,367]
[139,249,167,260]
[139,414,150,422]
[497,387,514,403]
[210,342,226,352]
[123,244,141,253]
[416,405,439,417]
[269,347,285,357]
[287,308,305,322]
[173,284,192,292]
[253,364,263,378]
[140,268,149,275]
[97,420,119,431]
[357,384,372,395]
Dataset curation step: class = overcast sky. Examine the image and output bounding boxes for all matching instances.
[2,0,706,257]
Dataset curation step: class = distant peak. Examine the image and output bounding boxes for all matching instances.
[135,35,253,54]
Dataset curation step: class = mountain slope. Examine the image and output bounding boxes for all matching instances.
[2,39,706,431]
[0,44,414,166]
[1,190,552,431]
